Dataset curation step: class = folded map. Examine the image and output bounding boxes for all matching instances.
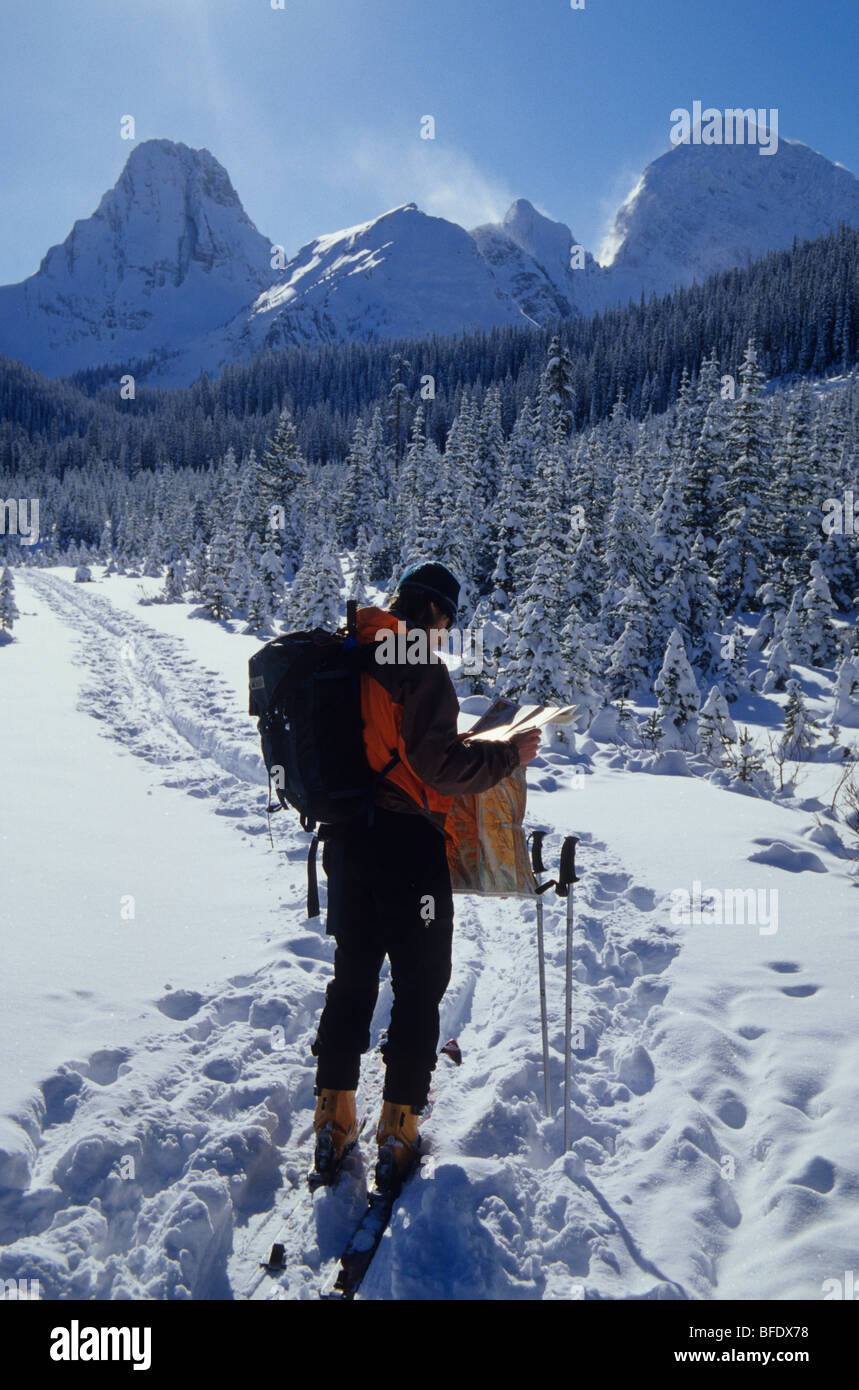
[446,699,577,895]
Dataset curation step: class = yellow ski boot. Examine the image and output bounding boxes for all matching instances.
[375,1100,421,1194]
[311,1089,360,1188]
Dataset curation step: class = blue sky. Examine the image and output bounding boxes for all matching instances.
[1,0,857,284]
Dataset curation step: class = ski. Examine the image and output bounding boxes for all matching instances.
[243,1114,368,1299]
[319,1148,421,1301]
[256,1044,453,1300]
[317,1047,456,1299]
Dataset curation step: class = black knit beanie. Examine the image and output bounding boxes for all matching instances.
[395,561,460,623]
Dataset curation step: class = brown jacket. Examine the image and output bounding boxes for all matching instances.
[356,606,519,835]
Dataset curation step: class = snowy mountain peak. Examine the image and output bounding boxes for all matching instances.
[38,138,272,292]
[471,198,603,322]
[599,136,859,299]
[501,198,571,251]
[112,139,246,214]
[0,139,276,376]
[353,202,434,237]
[502,197,593,270]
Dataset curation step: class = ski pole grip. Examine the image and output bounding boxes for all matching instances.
[556,835,580,897]
[528,829,547,874]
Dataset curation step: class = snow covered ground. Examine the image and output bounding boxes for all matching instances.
[1,569,857,1300]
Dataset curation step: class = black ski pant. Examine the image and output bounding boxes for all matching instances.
[311,805,454,1111]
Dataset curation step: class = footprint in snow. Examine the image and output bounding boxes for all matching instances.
[789,1156,836,1194]
[623,885,657,912]
[202,1054,242,1083]
[155,987,206,1020]
[593,871,632,894]
[84,1048,131,1085]
[715,1093,747,1129]
[211,994,255,1025]
[40,1068,85,1126]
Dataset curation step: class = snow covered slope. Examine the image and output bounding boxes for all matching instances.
[0,140,277,378]
[1,569,857,1301]
[213,202,530,363]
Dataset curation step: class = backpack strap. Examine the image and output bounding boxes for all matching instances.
[365,750,400,828]
[307,751,401,912]
[307,833,320,918]
[265,770,286,850]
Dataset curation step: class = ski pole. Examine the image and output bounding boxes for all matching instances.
[528,831,553,1119]
[556,836,580,1152]
[534,897,551,1118]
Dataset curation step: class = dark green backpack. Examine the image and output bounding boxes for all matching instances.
[248,600,398,914]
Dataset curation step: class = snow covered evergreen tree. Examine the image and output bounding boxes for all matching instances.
[600,471,651,643]
[201,532,235,620]
[697,684,737,759]
[258,545,286,622]
[651,458,691,585]
[538,334,576,442]
[245,578,271,633]
[559,604,604,726]
[708,622,750,702]
[347,525,372,606]
[253,409,306,576]
[751,578,789,655]
[715,340,772,611]
[564,521,601,623]
[762,639,793,693]
[361,407,397,582]
[186,542,208,602]
[476,386,505,523]
[386,352,412,471]
[503,541,570,705]
[228,556,252,616]
[0,566,19,636]
[288,522,344,632]
[161,558,187,603]
[770,382,818,588]
[495,403,534,595]
[830,657,859,728]
[779,590,808,665]
[801,561,839,666]
[654,628,700,748]
[684,377,727,554]
[780,679,821,761]
[605,579,651,699]
[731,727,769,787]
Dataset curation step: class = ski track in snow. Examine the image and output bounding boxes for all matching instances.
[25,571,268,819]
[2,573,842,1300]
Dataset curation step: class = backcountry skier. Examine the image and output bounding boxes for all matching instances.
[311,560,541,1191]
